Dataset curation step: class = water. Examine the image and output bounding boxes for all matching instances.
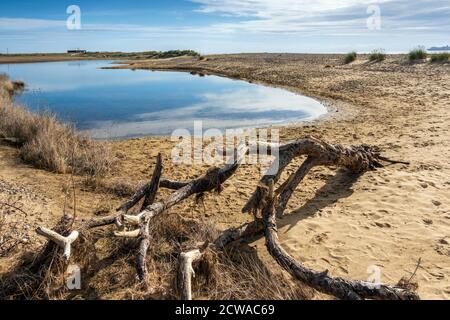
[0,60,327,139]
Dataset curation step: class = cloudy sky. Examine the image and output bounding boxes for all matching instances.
[0,0,448,54]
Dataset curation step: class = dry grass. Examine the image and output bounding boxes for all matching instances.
[0,74,115,176]
[204,249,311,300]
[0,199,28,258]
[0,212,310,300]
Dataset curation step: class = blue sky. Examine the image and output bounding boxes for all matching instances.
[0,0,449,54]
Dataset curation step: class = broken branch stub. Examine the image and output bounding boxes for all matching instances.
[35,227,79,261]
[178,249,203,300]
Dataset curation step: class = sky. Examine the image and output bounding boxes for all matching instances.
[0,0,449,54]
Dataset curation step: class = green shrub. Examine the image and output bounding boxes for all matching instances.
[369,49,386,62]
[152,50,201,59]
[344,51,357,64]
[430,52,450,63]
[409,46,428,61]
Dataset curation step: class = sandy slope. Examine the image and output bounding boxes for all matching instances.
[1,54,449,299]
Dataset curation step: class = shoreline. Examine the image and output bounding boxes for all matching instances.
[1,53,449,299]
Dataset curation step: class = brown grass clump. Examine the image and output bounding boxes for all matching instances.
[0,74,115,176]
[204,249,312,300]
[0,212,310,300]
[0,215,96,299]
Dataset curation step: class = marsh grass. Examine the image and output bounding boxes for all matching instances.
[430,52,450,63]
[409,46,428,61]
[344,52,357,64]
[0,74,115,176]
[369,49,386,62]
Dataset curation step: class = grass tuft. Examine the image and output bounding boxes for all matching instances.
[369,49,386,62]
[344,51,357,64]
[430,52,450,63]
[408,46,428,61]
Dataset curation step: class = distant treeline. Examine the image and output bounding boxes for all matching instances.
[0,50,202,59]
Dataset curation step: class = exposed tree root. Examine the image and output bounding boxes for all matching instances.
[262,180,419,300]
[20,137,418,300]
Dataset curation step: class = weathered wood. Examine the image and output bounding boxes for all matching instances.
[213,220,264,250]
[35,227,79,261]
[178,249,203,300]
[136,221,151,280]
[134,144,248,226]
[28,137,419,301]
[113,229,140,238]
[275,156,316,218]
[134,154,164,280]
[141,153,163,210]
[243,137,385,214]
[87,154,164,229]
[160,179,189,190]
[262,180,419,300]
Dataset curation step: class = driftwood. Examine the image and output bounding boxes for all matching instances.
[136,153,162,280]
[33,137,418,300]
[35,227,79,261]
[243,137,387,215]
[262,180,419,300]
[179,249,203,300]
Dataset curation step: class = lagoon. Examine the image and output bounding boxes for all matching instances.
[0,60,326,139]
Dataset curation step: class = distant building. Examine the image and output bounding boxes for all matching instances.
[67,49,87,54]
[428,45,450,51]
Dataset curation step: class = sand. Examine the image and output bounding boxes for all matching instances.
[1,54,449,299]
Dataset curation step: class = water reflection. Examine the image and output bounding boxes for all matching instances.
[0,60,327,139]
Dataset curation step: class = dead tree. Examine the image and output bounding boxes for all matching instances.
[262,180,418,300]
[33,137,418,300]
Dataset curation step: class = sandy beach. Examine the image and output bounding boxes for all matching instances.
[1,53,449,299]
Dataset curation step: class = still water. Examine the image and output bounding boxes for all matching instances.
[0,60,326,139]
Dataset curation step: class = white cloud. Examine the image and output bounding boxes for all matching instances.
[1,1,448,53]
[192,0,389,18]
[0,17,65,30]
[190,0,449,34]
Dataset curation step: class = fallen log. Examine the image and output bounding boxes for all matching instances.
[136,154,162,280]
[119,143,248,228]
[244,137,396,216]
[29,137,418,300]
[262,180,419,300]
